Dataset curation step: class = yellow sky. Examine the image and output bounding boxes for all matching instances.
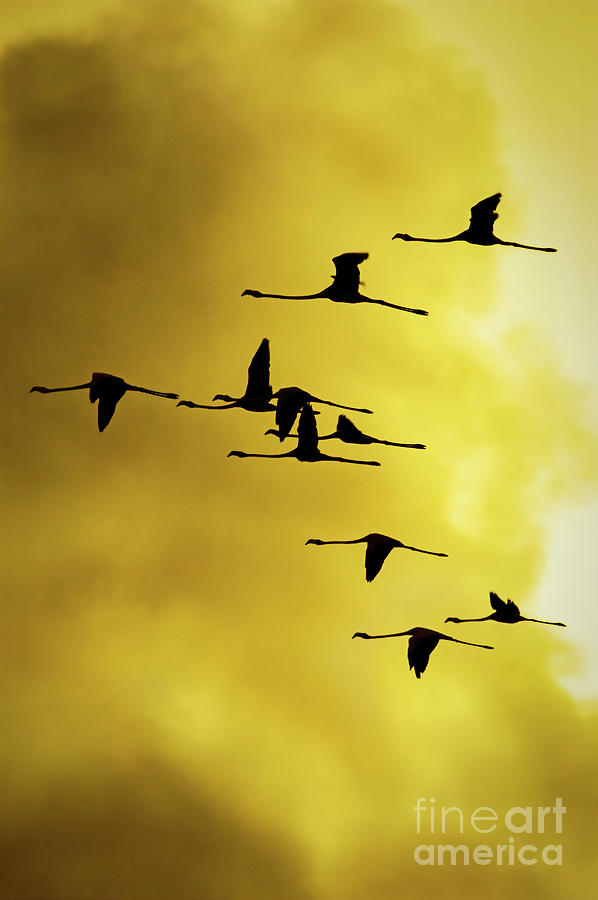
[399,0,598,698]
[2,1,597,898]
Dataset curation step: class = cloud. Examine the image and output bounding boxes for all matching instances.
[2,1,597,898]
[1,760,312,900]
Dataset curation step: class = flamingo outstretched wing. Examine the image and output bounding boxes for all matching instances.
[331,252,368,293]
[336,414,367,442]
[365,537,394,582]
[469,193,501,234]
[407,632,439,679]
[91,374,127,432]
[489,591,520,617]
[246,338,272,400]
[297,404,319,457]
[97,393,121,432]
[275,388,306,441]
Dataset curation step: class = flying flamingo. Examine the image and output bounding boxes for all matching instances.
[266,413,425,449]
[228,403,380,467]
[392,193,557,252]
[352,627,494,679]
[242,252,428,315]
[29,371,178,432]
[273,387,372,443]
[305,532,447,582]
[178,338,276,413]
[445,592,566,627]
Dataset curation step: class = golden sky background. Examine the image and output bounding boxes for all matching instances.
[2,1,597,898]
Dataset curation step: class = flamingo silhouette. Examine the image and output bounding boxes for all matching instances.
[266,413,425,449]
[445,592,566,627]
[177,338,276,413]
[352,627,494,679]
[228,403,380,467]
[305,532,447,582]
[273,387,372,442]
[393,193,557,252]
[242,252,428,315]
[29,371,178,432]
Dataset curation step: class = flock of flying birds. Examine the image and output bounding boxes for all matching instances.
[30,193,564,679]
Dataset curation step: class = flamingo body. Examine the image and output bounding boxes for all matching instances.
[352,627,493,679]
[178,338,275,412]
[445,591,566,627]
[273,387,373,442]
[242,252,428,315]
[305,531,447,581]
[393,193,557,252]
[30,371,178,431]
[228,404,380,467]
[265,414,426,449]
